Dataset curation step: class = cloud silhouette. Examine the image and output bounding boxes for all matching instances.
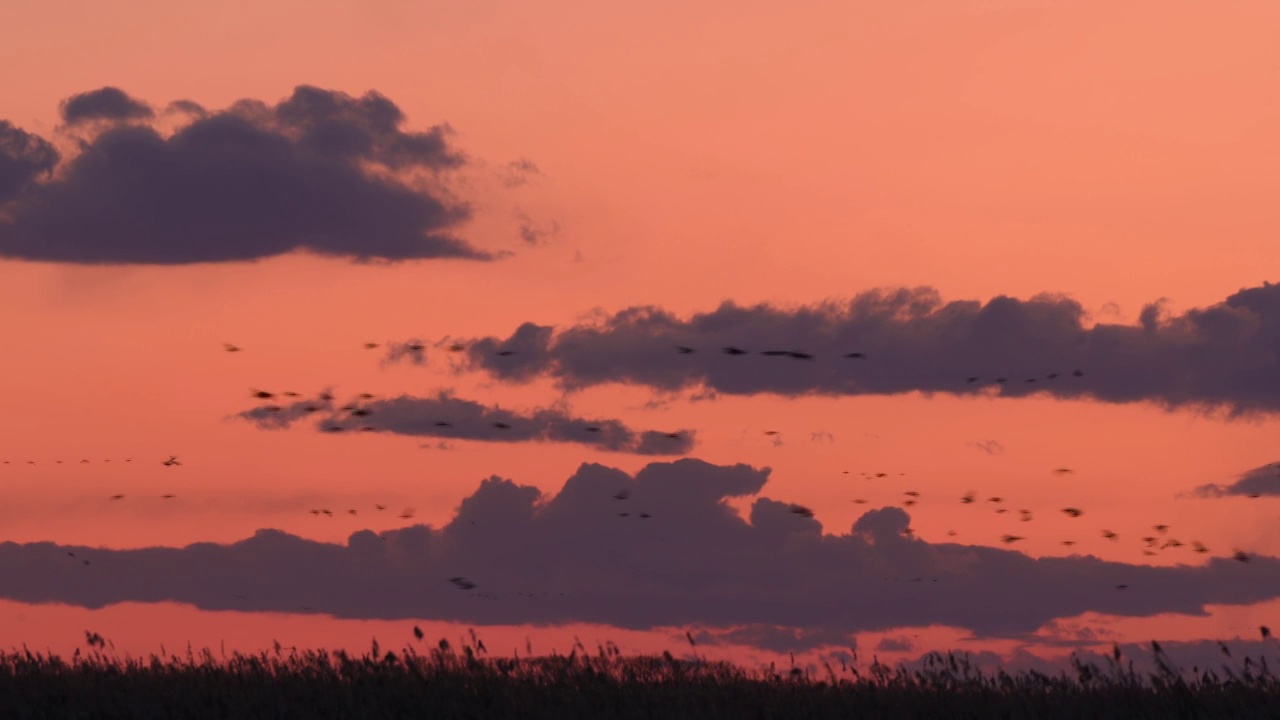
[60,86,155,125]
[427,282,1280,417]
[3,458,1279,645]
[0,121,59,204]
[0,85,494,264]
[235,392,696,455]
[1189,461,1280,498]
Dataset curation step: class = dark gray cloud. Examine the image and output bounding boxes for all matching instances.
[0,121,59,204]
[235,392,696,455]
[1189,461,1280,498]
[2,458,1278,644]
[164,99,207,118]
[0,85,493,264]
[434,283,1280,417]
[60,87,155,125]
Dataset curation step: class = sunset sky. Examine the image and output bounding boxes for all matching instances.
[2,0,1280,673]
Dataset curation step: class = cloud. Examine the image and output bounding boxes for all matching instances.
[0,85,495,264]
[515,210,558,246]
[60,87,155,125]
[433,283,1280,418]
[1188,461,1280,498]
[500,158,543,188]
[3,458,1279,645]
[0,121,59,204]
[235,391,697,455]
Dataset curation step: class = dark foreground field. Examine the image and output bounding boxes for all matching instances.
[3,637,1279,719]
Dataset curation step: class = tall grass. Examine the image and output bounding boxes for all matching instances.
[1,633,1278,718]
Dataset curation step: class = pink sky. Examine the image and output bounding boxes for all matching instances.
[2,0,1279,671]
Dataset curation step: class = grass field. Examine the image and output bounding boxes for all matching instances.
[2,633,1278,719]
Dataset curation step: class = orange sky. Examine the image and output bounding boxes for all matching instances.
[2,0,1279,671]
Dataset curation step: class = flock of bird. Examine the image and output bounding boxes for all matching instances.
[5,339,1266,595]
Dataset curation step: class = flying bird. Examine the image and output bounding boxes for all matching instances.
[162,456,181,466]
[496,350,516,356]
[222,343,241,353]
[449,577,477,590]
[1061,508,1083,518]
[722,347,748,355]
[675,346,695,354]
[250,389,274,399]
[844,353,867,359]
[1001,535,1024,544]
[789,504,815,518]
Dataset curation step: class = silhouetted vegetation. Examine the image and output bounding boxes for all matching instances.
[2,634,1280,718]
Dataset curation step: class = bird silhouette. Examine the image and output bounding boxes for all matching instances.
[449,577,477,590]
[614,490,629,500]
[789,504,815,518]
[1001,535,1024,544]
[1062,508,1083,518]
[722,346,748,355]
[162,456,181,466]
[844,353,867,359]
[493,421,511,429]
[364,342,381,350]
[223,343,241,352]
[675,346,695,354]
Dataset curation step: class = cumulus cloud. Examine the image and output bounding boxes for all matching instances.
[0,121,59,204]
[0,85,495,264]
[3,458,1279,644]
[235,391,696,455]
[60,86,155,125]
[1188,461,1280,498]
[427,283,1280,417]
